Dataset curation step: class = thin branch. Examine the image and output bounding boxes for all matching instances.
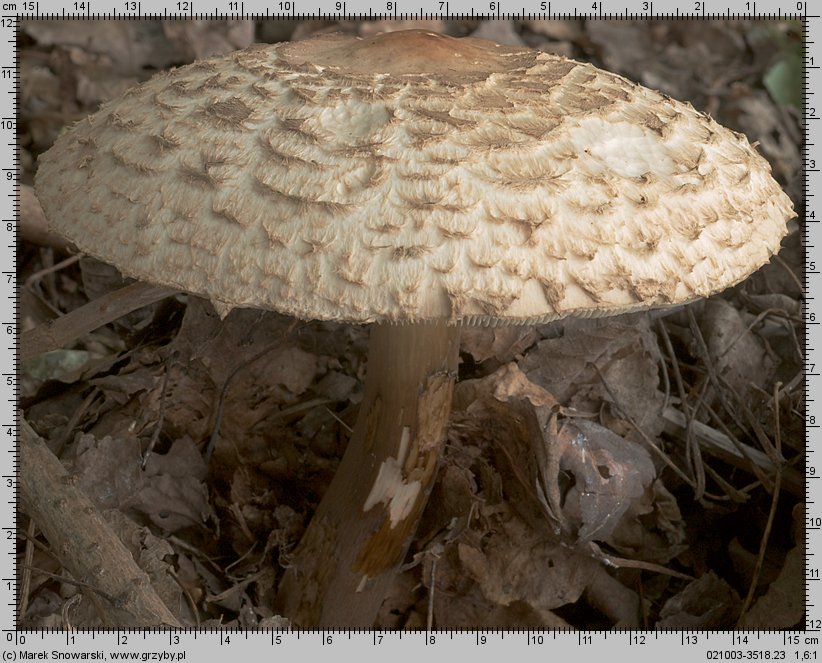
[205,342,284,464]
[20,282,177,362]
[19,416,181,627]
[17,520,36,625]
[24,254,81,289]
[142,355,175,469]
[737,382,784,623]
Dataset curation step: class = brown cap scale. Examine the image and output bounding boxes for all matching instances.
[34,30,794,627]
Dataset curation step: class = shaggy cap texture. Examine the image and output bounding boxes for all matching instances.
[35,30,795,325]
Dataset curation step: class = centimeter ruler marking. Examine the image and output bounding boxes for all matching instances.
[0,1,814,18]
[2,11,816,18]
[0,0,817,644]
[4,5,15,629]
[812,7,822,631]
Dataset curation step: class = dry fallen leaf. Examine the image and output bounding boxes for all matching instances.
[606,479,687,564]
[522,316,665,434]
[457,506,596,612]
[131,437,212,533]
[161,19,254,61]
[72,433,144,511]
[23,20,180,75]
[460,326,537,364]
[700,297,775,410]
[555,419,656,544]
[657,572,741,628]
[737,546,803,628]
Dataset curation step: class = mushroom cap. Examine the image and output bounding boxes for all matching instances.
[35,30,794,325]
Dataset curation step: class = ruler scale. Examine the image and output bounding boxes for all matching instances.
[2,1,818,660]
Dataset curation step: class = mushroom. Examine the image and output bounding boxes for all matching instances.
[34,29,794,627]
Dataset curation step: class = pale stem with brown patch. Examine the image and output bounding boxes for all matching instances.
[276,320,461,627]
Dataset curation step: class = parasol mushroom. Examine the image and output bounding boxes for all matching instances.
[34,29,794,627]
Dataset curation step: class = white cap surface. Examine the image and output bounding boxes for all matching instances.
[35,30,795,325]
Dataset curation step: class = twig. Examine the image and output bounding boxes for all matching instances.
[324,406,353,433]
[19,416,181,627]
[689,382,708,501]
[167,568,200,628]
[23,566,117,602]
[427,556,438,632]
[661,406,802,497]
[737,382,784,623]
[142,355,174,469]
[700,462,749,502]
[263,398,334,425]
[772,254,804,293]
[17,520,36,624]
[637,574,648,631]
[658,343,671,413]
[718,375,780,463]
[25,262,64,318]
[594,366,697,490]
[714,308,788,363]
[686,308,763,453]
[657,319,704,495]
[224,542,258,576]
[52,387,102,458]
[682,304,793,496]
[24,254,81,289]
[18,184,75,253]
[53,388,101,457]
[701,398,775,490]
[656,320,687,414]
[61,594,82,631]
[733,451,803,496]
[205,342,284,464]
[228,503,256,545]
[585,541,692,581]
[20,282,177,362]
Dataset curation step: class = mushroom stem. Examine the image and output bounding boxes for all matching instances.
[277,320,461,627]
